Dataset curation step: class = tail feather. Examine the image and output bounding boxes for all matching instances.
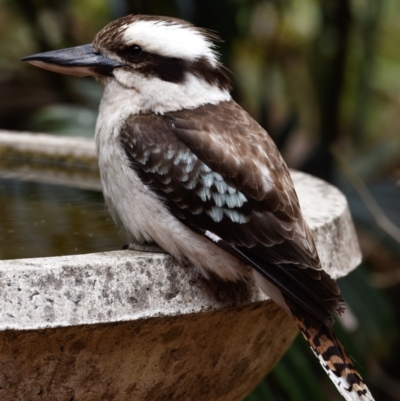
[289,302,375,401]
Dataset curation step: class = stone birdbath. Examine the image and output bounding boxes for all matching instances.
[0,130,361,401]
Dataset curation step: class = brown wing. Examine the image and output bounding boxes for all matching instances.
[120,100,343,324]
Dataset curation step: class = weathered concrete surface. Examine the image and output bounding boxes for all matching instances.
[0,252,266,331]
[0,131,362,401]
[0,302,296,401]
[0,250,297,401]
[293,171,361,279]
[0,130,96,166]
[0,172,360,332]
[0,130,101,190]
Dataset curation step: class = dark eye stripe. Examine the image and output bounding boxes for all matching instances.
[115,42,231,89]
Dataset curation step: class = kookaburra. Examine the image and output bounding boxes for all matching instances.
[22,14,374,401]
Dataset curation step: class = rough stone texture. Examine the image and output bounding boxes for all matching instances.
[0,131,362,401]
[293,171,361,279]
[0,303,296,401]
[0,252,267,331]
[0,173,360,332]
[0,130,101,190]
[0,130,96,164]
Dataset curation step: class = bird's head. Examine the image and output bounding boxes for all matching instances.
[22,15,232,113]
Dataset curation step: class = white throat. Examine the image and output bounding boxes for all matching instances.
[101,69,231,117]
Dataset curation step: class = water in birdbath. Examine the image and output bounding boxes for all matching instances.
[0,177,121,260]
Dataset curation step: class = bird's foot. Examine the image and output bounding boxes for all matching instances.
[188,266,200,285]
[123,242,168,254]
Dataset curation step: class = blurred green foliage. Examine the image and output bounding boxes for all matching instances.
[0,0,399,400]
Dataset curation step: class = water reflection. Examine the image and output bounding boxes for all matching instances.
[0,178,121,260]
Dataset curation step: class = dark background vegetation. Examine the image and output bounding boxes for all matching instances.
[1,0,399,400]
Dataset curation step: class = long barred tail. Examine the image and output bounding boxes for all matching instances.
[289,303,375,401]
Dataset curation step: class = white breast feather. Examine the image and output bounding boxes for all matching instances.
[95,88,247,282]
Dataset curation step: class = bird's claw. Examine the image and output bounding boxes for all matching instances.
[123,242,168,254]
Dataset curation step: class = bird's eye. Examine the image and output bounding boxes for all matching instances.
[125,45,143,60]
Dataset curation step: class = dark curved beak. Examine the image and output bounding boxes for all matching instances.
[21,44,126,77]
